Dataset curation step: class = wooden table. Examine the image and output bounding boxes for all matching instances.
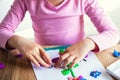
[0,44,120,80]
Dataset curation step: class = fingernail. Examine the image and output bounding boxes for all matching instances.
[48,64,54,68]
[37,64,40,67]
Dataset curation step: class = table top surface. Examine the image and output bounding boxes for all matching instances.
[0,45,120,80]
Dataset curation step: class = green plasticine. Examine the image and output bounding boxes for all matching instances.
[59,48,65,53]
[44,45,71,51]
[67,63,79,68]
[61,68,76,78]
[61,69,70,75]
[70,68,76,78]
[61,63,79,77]
[73,63,79,68]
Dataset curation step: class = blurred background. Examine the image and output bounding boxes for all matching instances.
[0,0,120,40]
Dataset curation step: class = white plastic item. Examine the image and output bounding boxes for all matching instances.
[106,59,120,80]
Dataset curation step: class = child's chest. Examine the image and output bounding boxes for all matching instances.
[27,0,84,19]
[47,0,64,6]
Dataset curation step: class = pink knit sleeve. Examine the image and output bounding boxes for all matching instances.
[0,0,27,49]
[84,0,120,52]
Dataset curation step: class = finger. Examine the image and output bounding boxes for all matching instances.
[59,52,64,55]
[28,54,40,67]
[59,49,66,55]
[9,49,20,55]
[69,58,79,69]
[32,53,50,67]
[40,48,51,64]
[55,53,69,68]
[62,55,75,68]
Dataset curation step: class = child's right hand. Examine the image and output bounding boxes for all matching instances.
[6,35,51,67]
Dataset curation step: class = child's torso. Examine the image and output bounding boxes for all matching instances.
[26,0,85,45]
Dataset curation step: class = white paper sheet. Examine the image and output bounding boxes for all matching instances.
[32,49,112,80]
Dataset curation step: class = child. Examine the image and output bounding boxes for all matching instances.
[0,0,119,68]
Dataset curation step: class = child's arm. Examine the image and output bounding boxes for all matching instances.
[0,0,27,49]
[84,0,120,52]
[0,0,51,67]
[6,35,51,67]
[55,0,120,68]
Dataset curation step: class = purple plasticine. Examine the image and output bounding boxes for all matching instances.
[0,63,5,69]
[16,54,23,58]
[85,55,88,58]
[78,75,83,79]
[52,57,59,63]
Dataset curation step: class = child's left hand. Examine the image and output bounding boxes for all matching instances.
[55,38,97,68]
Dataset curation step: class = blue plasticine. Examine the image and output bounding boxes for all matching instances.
[113,50,120,57]
[83,59,87,62]
[90,70,101,78]
[44,44,71,51]
[81,78,87,80]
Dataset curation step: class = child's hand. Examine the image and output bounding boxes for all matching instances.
[19,41,51,67]
[55,38,96,68]
[7,35,51,67]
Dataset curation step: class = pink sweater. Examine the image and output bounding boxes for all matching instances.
[0,0,119,52]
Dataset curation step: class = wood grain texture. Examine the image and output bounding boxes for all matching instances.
[0,48,36,80]
[0,44,120,80]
